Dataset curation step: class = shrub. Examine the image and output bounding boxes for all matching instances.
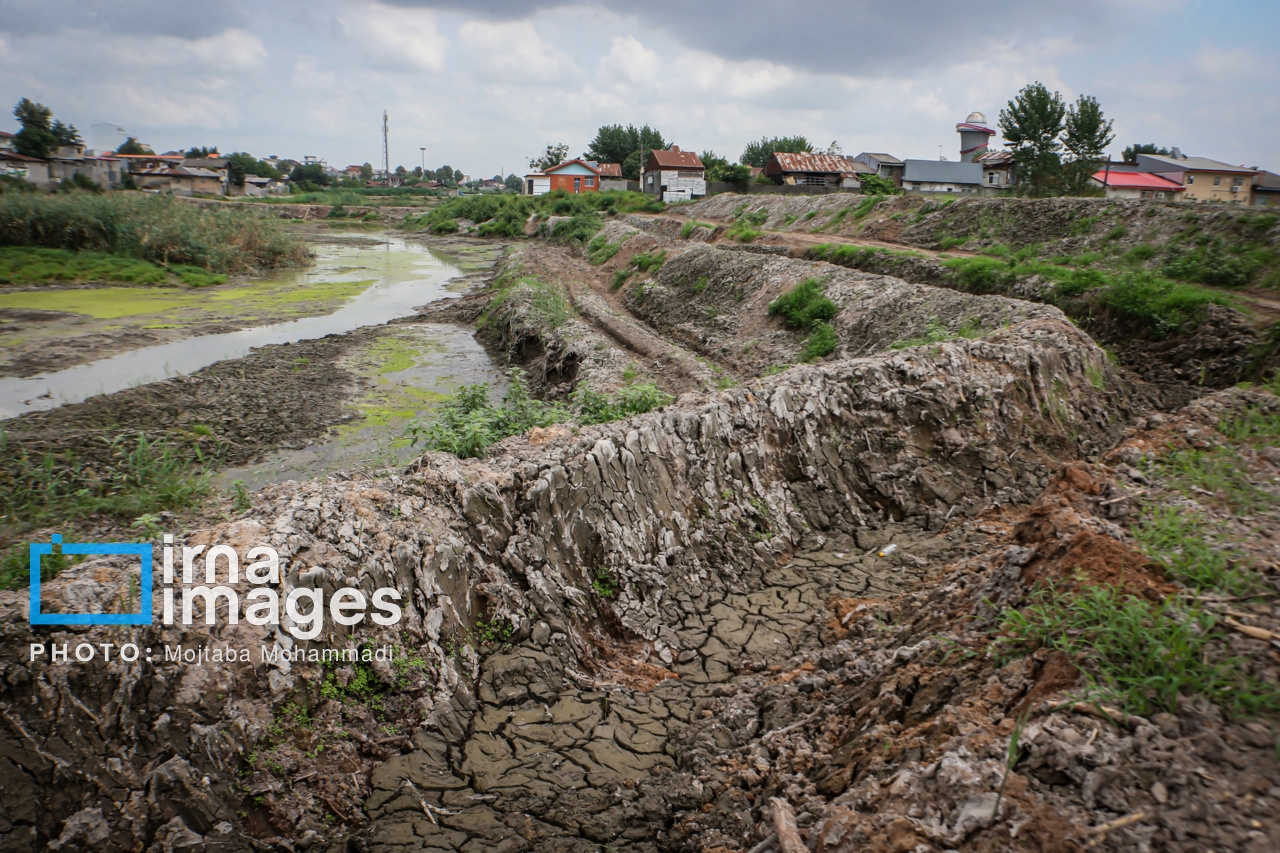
[549,212,603,245]
[403,369,571,458]
[800,322,837,361]
[573,383,673,425]
[1161,244,1259,288]
[1056,267,1106,297]
[769,278,838,329]
[630,250,666,273]
[1101,271,1229,336]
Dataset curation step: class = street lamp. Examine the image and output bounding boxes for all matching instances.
[420,147,426,176]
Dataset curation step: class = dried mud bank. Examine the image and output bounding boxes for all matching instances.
[645,197,1277,394]
[1,301,1129,850]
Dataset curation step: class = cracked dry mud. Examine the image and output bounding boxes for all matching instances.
[361,530,958,853]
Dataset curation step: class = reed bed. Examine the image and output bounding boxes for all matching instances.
[0,192,311,274]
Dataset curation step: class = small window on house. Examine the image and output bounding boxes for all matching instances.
[1233,176,1243,186]
[1156,192,1166,199]
[1213,176,1221,186]
[912,182,921,189]
[987,173,996,184]
[1186,174,1194,184]
[574,177,581,192]
[1141,191,1152,199]
[585,176,594,187]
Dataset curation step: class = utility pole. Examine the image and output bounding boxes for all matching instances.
[420,147,426,176]
[382,110,390,187]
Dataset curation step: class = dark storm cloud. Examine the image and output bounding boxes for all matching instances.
[377,0,1120,74]
[0,0,243,39]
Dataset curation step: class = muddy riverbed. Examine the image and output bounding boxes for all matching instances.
[0,229,508,485]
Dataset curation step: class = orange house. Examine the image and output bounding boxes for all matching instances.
[524,159,602,195]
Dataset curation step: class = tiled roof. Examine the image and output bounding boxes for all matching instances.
[1092,170,1185,190]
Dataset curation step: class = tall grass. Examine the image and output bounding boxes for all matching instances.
[0,432,209,528]
[0,193,311,274]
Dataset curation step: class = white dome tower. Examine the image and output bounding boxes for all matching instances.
[956,111,996,163]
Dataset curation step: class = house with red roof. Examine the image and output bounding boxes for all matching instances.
[524,158,602,196]
[1090,169,1185,201]
[641,147,705,201]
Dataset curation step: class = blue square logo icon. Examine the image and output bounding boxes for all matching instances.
[29,535,153,626]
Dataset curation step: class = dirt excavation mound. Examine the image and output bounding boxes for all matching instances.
[2,219,1278,853]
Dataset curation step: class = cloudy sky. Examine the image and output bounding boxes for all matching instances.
[1,0,1276,176]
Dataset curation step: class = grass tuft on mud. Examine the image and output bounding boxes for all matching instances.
[0,431,210,530]
[1002,583,1280,718]
[0,193,310,274]
[404,369,672,458]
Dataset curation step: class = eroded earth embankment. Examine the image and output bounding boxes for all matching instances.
[2,211,1279,853]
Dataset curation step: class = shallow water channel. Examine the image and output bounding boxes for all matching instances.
[0,233,493,419]
[0,233,506,484]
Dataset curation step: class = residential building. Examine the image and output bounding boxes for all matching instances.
[1090,169,1185,200]
[976,150,1014,189]
[1134,150,1257,203]
[183,157,229,192]
[0,151,52,189]
[1251,171,1280,208]
[0,131,14,153]
[853,152,904,185]
[642,147,705,201]
[134,166,222,195]
[524,158,604,195]
[596,163,623,179]
[902,160,983,194]
[762,152,865,189]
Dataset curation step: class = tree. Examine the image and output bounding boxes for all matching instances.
[741,136,813,168]
[394,165,408,183]
[360,162,373,182]
[858,174,900,196]
[227,161,246,188]
[700,150,730,183]
[528,143,569,173]
[999,82,1066,197]
[185,146,219,158]
[504,173,523,193]
[51,120,82,147]
[288,163,330,187]
[720,163,754,190]
[12,98,58,159]
[584,124,668,179]
[823,140,843,155]
[225,152,280,181]
[116,137,154,156]
[1062,95,1115,194]
[1122,143,1171,163]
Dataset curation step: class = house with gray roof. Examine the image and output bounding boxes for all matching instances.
[901,159,983,194]
[1135,149,1257,204]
